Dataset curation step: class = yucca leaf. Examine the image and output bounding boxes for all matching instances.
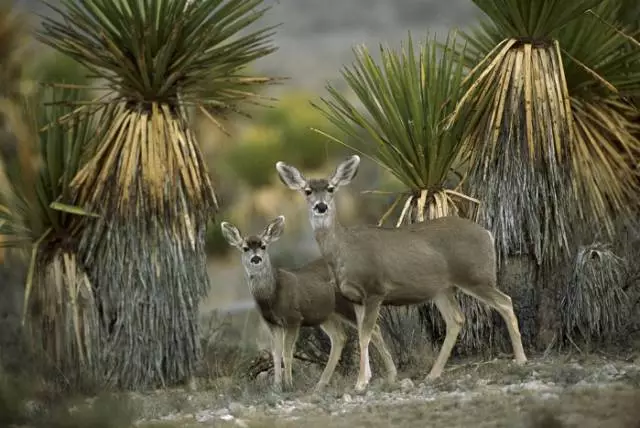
[38,0,279,115]
[0,87,97,249]
[472,0,601,39]
[49,201,99,218]
[314,31,470,193]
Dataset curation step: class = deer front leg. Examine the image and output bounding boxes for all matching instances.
[354,296,383,392]
[270,326,285,391]
[282,324,300,391]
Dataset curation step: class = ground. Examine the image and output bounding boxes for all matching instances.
[129,353,640,428]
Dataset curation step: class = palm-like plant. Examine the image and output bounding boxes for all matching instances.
[312,32,500,354]
[451,0,640,346]
[314,32,478,225]
[37,0,278,388]
[0,87,101,383]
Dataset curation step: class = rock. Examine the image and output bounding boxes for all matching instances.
[342,393,353,403]
[228,402,245,416]
[400,378,415,392]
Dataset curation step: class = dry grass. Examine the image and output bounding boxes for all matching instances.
[561,243,630,347]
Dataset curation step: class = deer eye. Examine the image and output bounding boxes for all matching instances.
[304,188,312,196]
[327,186,335,193]
[242,246,250,252]
[260,244,266,250]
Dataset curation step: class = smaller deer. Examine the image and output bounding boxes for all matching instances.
[221,215,397,391]
[276,155,528,392]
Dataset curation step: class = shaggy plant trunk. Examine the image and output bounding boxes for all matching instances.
[461,41,577,349]
[26,249,100,387]
[71,105,216,389]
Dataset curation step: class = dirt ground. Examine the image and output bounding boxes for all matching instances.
[131,353,640,428]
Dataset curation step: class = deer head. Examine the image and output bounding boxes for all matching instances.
[276,155,361,230]
[220,216,285,275]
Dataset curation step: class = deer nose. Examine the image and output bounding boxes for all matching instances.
[314,202,328,214]
[250,255,262,265]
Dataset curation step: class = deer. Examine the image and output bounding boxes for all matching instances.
[220,215,397,392]
[275,155,528,392]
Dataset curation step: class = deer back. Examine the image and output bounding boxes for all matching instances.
[334,216,496,302]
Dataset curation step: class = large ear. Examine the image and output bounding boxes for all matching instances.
[261,215,285,245]
[329,155,360,188]
[275,161,307,190]
[220,221,244,248]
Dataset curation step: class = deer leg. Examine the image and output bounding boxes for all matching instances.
[270,326,285,391]
[370,325,397,384]
[463,287,527,364]
[336,316,397,384]
[354,297,383,392]
[428,290,465,380]
[315,315,347,391]
[282,324,300,391]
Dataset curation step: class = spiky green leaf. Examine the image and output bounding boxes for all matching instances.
[314,31,471,192]
[38,0,280,112]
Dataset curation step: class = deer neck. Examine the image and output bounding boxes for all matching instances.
[244,262,277,301]
[313,219,345,279]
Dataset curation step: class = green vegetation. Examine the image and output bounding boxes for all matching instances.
[17,0,279,389]
[0,87,101,387]
[314,32,476,224]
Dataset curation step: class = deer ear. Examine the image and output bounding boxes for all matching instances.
[220,222,243,248]
[276,161,307,190]
[261,215,285,245]
[329,155,360,188]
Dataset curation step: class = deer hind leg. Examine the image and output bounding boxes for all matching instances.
[315,315,347,391]
[428,289,465,380]
[270,326,285,391]
[462,286,527,364]
[282,324,300,391]
[354,296,383,392]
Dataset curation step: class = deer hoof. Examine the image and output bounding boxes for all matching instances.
[354,382,368,394]
[425,371,442,382]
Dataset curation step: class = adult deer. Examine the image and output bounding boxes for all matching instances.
[221,215,396,391]
[276,155,527,391]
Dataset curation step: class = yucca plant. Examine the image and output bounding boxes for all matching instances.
[314,32,479,225]
[312,32,497,354]
[0,87,101,386]
[561,243,629,346]
[37,0,278,388]
[450,0,640,347]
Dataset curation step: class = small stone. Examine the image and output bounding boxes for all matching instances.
[228,402,245,416]
[235,419,249,428]
[400,378,414,392]
[342,393,353,403]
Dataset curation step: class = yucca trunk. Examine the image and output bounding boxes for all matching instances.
[461,39,575,346]
[26,248,100,384]
[69,104,216,388]
[36,0,277,389]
